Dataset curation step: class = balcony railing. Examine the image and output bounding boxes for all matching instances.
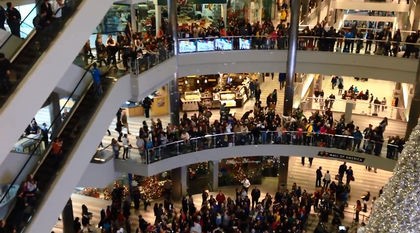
[97,131,401,166]
[301,97,407,121]
[177,35,420,59]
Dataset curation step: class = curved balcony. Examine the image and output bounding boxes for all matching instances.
[174,35,418,83]
[108,131,398,177]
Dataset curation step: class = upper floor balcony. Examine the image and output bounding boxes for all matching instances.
[331,0,411,12]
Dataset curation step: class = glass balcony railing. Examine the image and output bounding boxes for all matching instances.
[301,97,407,121]
[97,131,401,167]
[0,45,174,232]
[0,0,84,109]
[177,35,420,59]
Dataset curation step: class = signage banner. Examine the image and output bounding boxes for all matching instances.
[317,151,365,163]
[158,0,227,6]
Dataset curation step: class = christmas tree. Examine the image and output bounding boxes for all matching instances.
[365,120,420,232]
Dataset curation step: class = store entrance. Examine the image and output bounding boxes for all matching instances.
[179,73,261,112]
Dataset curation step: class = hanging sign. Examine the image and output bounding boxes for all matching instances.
[317,151,365,163]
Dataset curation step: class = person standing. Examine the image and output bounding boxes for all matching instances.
[355,200,362,222]
[50,0,65,21]
[346,166,354,185]
[316,166,323,187]
[121,134,130,160]
[6,2,21,37]
[142,97,153,118]
[0,5,6,30]
[241,177,251,193]
[323,170,331,188]
[251,186,261,209]
[0,53,11,93]
[106,34,117,66]
[91,63,102,97]
[338,162,347,183]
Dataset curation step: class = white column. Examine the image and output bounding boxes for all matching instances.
[131,4,138,33]
[212,160,219,190]
[155,5,162,36]
[221,4,227,27]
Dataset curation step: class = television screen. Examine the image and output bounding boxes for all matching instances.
[179,40,197,53]
[239,38,251,50]
[215,38,232,50]
[197,39,215,52]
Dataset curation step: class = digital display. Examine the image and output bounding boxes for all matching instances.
[179,40,197,53]
[215,38,232,50]
[197,39,215,52]
[239,38,251,50]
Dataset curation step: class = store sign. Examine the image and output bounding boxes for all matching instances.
[225,158,261,165]
[158,0,227,5]
[317,151,365,163]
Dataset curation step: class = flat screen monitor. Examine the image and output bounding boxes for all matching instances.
[197,39,215,52]
[179,40,197,53]
[215,38,232,51]
[239,38,251,50]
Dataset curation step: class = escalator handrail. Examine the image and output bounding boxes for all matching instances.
[0,0,43,49]
[0,62,95,207]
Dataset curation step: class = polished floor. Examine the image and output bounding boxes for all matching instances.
[51,156,392,232]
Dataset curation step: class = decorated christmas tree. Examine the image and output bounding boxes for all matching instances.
[365,120,420,232]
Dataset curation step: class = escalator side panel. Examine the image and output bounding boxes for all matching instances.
[0,0,115,167]
[24,75,131,233]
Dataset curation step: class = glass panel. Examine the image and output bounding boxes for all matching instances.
[177,35,420,59]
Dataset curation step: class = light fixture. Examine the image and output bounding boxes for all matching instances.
[197,79,200,84]
[204,79,208,83]
[185,80,188,84]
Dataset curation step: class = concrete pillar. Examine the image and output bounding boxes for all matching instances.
[49,92,62,139]
[131,4,138,33]
[221,4,227,27]
[411,0,420,31]
[301,0,309,21]
[61,198,74,233]
[155,5,162,37]
[277,156,289,191]
[168,0,178,55]
[172,166,188,199]
[405,59,420,139]
[344,100,354,124]
[283,0,300,116]
[169,78,180,126]
[212,160,219,191]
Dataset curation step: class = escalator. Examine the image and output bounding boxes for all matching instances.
[1,45,174,231]
[4,65,126,232]
[0,0,116,168]
[0,0,85,108]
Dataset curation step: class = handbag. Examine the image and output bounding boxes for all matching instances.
[350,176,355,181]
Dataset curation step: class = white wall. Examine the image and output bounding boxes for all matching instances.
[111,144,396,178]
[176,51,417,84]
[54,64,92,98]
[0,152,38,185]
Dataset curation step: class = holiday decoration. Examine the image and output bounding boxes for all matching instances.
[365,119,420,232]
[140,176,164,200]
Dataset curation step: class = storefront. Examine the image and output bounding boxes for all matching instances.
[218,157,263,187]
[179,73,256,111]
[75,172,172,202]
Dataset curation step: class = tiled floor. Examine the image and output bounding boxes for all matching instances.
[51,156,392,232]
